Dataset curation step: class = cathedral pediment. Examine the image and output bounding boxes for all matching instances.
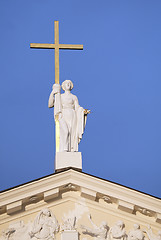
[0,169,160,240]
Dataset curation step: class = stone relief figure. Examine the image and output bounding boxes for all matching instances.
[0,209,59,240]
[80,214,109,240]
[128,224,144,240]
[144,226,161,240]
[61,215,76,231]
[29,208,59,240]
[48,80,90,152]
[109,220,127,240]
[1,220,31,240]
[2,226,17,240]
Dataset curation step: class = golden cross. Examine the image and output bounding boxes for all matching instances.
[30,21,83,153]
[30,21,83,84]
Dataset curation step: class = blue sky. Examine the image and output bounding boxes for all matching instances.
[0,0,161,198]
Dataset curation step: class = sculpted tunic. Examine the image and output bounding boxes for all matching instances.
[48,84,86,152]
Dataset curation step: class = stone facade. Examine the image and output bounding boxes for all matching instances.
[0,169,160,240]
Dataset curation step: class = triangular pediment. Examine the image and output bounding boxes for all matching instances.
[0,169,161,240]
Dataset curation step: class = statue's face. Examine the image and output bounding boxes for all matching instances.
[100,221,107,229]
[65,81,71,90]
[43,208,51,217]
[117,221,123,228]
[133,224,139,230]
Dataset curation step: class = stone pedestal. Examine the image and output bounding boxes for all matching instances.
[55,152,82,172]
[61,230,79,240]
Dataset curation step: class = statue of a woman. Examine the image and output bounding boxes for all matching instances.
[48,80,89,152]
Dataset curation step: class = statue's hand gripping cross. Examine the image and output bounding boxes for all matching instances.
[30,21,83,152]
[30,21,83,84]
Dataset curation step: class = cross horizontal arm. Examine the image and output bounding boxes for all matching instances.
[30,43,56,49]
[30,43,83,50]
[59,44,83,50]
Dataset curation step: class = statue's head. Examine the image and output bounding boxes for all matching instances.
[133,224,140,230]
[116,220,124,228]
[62,80,73,91]
[42,208,51,217]
[100,221,108,229]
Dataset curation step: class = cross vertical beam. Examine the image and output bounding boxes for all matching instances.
[30,20,83,85]
[54,21,59,84]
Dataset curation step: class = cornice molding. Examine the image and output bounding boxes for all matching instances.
[0,170,160,223]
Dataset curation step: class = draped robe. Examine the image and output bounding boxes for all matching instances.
[49,90,87,152]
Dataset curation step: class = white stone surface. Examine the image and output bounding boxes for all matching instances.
[1,208,59,240]
[55,152,82,171]
[61,230,78,240]
[81,214,109,240]
[128,224,144,240]
[61,215,76,231]
[29,208,59,239]
[144,226,161,240]
[48,80,89,152]
[109,220,126,240]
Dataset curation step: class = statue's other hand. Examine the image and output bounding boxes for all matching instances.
[58,113,63,119]
[52,83,61,94]
[84,109,91,115]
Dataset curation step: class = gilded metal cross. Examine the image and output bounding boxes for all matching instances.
[30,21,83,84]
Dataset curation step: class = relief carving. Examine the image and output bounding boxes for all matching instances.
[1,220,31,240]
[61,215,76,231]
[128,224,144,240]
[60,201,89,232]
[109,220,127,240]
[0,208,59,240]
[0,209,160,240]
[137,208,153,217]
[81,214,109,240]
[63,183,77,190]
[29,208,59,239]
[102,196,112,204]
[144,226,161,240]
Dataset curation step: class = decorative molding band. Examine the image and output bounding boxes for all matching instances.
[81,187,96,201]
[156,213,161,223]
[0,170,160,221]
[44,188,59,202]
[117,200,134,214]
[7,200,22,215]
